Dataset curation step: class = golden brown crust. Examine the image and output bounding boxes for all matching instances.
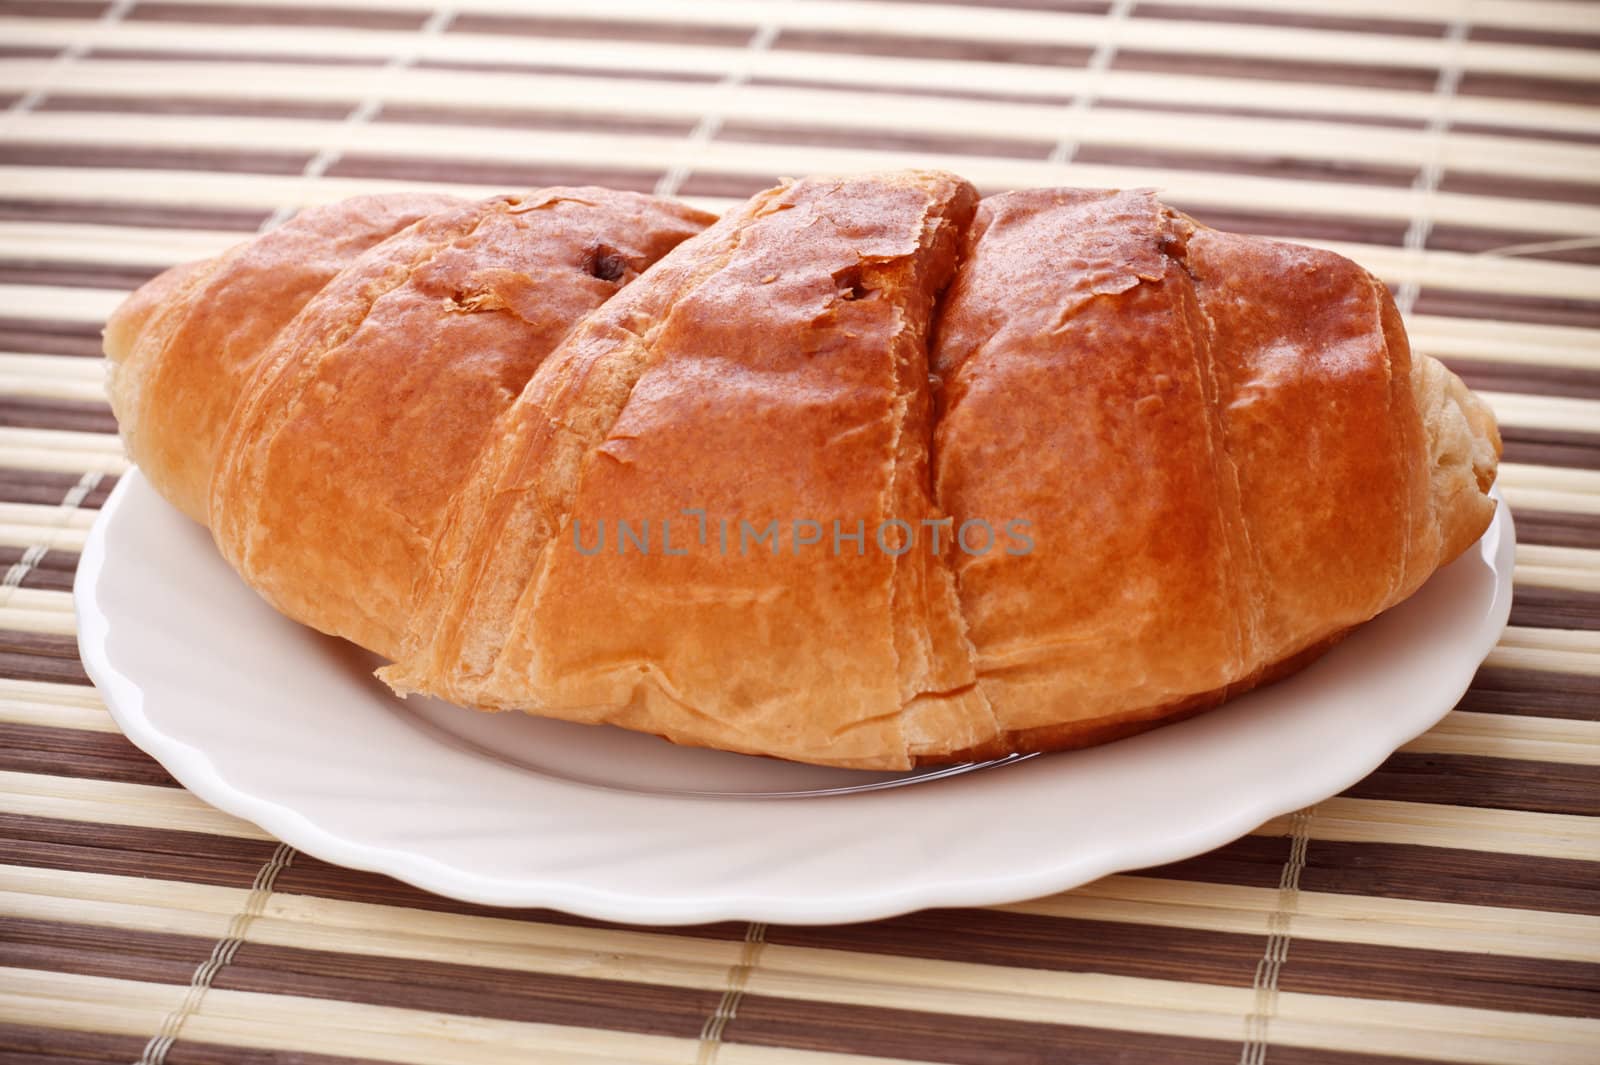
[105,173,1501,771]
[208,189,714,660]
[105,194,464,523]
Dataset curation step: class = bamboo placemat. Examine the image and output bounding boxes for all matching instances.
[2,1,1598,1062]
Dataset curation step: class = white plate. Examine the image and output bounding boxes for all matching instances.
[76,471,1514,925]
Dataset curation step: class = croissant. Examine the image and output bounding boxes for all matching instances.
[104,170,1501,771]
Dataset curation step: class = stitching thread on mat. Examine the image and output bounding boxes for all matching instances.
[1395,15,1468,317]
[135,842,295,1065]
[1048,0,1135,165]
[654,8,785,199]
[697,922,769,1065]
[1239,805,1317,1065]
[258,5,460,232]
[2,0,136,125]
[1,471,101,605]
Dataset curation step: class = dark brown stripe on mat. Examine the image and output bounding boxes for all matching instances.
[765,906,1265,987]
[1440,170,1600,207]
[1,813,283,888]
[1300,840,1600,915]
[0,143,315,177]
[127,1,426,31]
[215,941,724,1037]
[0,722,178,788]
[1444,357,1600,400]
[0,1024,394,1065]
[1460,667,1600,722]
[0,262,158,291]
[1428,223,1600,265]
[84,47,387,67]
[724,996,1246,1065]
[1505,509,1600,550]
[0,198,267,231]
[0,468,116,507]
[0,319,104,357]
[1134,3,1446,37]
[1075,142,1419,187]
[676,171,787,199]
[1137,833,1295,889]
[1416,289,1600,331]
[1471,25,1600,49]
[1097,96,1428,130]
[1164,202,1409,246]
[1449,120,1600,147]
[1278,936,1600,1018]
[0,1024,151,1065]
[0,469,116,508]
[1499,426,1600,470]
[889,0,1110,12]
[1114,49,1438,92]
[7,553,79,593]
[450,13,755,47]
[1459,71,1600,107]
[0,628,88,684]
[414,57,722,84]
[325,155,665,192]
[0,396,117,434]
[0,916,210,986]
[37,94,357,121]
[0,47,66,61]
[1346,752,1600,816]
[374,103,696,137]
[748,73,1074,106]
[774,28,1094,66]
[0,0,109,17]
[1508,584,1600,631]
[716,120,1055,160]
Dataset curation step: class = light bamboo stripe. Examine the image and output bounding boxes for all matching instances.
[1011,872,1600,962]
[1307,241,1600,304]
[0,282,126,323]
[14,0,1600,82]
[1481,392,1600,436]
[0,221,241,267]
[1257,797,1600,860]
[0,502,99,532]
[1484,644,1600,676]
[1515,544,1600,595]
[1411,317,1600,372]
[1499,626,1600,655]
[0,353,106,381]
[58,0,1600,38]
[7,25,1600,141]
[0,436,128,476]
[0,374,107,403]
[0,521,89,553]
[0,501,97,553]
[5,61,1600,184]
[0,587,75,635]
[0,771,274,840]
[0,677,116,732]
[1498,464,1600,517]
[1404,710,1600,767]
[0,354,108,406]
